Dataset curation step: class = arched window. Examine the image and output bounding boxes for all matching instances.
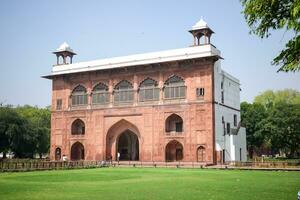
[164,75,185,99]
[55,147,61,161]
[92,83,109,105]
[71,85,88,106]
[197,146,206,162]
[165,114,183,134]
[139,78,159,102]
[71,119,85,135]
[114,80,133,104]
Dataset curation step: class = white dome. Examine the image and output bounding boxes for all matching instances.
[191,18,209,30]
[56,42,74,53]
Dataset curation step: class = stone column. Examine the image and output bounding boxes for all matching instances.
[109,79,113,107]
[159,71,163,104]
[133,74,138,106]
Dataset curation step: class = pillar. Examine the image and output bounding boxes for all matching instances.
[109,79,113,107]
[133,74,138,106]
[159,71,164,104]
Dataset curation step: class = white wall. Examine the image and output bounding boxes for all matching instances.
[214,61,247,162]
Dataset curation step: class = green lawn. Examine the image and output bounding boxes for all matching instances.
[0,168,299,200]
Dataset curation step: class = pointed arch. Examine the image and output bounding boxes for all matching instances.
[72,84,87,93]
[70,142,85,160]
[165,140,183,162]
[92,82,108,91]
[197,146,206,162]
[55,147,61,161]
[92,82,109,105]
[164,75,184,86]
[165,113,183,134]
[106,119,141,160]
[71,119,85,135]
[71,85,88,106]
[114,80,133,90]
[114,80,133,104]
[164,75,185,99]
[139,77,158,87]
[139,77,159,101]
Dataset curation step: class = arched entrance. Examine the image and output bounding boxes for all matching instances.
[55,147,61,161]
[197,146,206,162]
[71,142,85,160]
[106,119,141,161]
[165,140,183,162]
[117,130,139,161]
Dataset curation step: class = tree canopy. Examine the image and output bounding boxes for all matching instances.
[241,89,300,158]
[254,89,300,108]
[241,0,300,72]
[0,105,50,159]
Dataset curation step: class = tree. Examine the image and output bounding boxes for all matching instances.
[254,89,300,108]
[241,0,300,72]
[0,105,51,159]
[16,105,50,158]
[0,106,30,158]
[242,89,300,158]
[0,106,16,158]
[260,102,300,157]
[241,102,268,158]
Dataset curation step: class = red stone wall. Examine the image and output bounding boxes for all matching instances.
[50,59,217,164]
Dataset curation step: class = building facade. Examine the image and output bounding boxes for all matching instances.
[44,19,246,164]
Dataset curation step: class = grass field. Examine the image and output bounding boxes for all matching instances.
[0,168,299,200]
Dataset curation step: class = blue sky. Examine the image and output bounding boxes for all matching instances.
[0,0,299,107]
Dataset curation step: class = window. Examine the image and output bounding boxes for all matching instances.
[240,148,242,161]
[71,119,85,135]
[175,122,183,132]
[221,91,224,104]
[71,85,88,106]
[164,75,185,99]
[56,99,62,110]
[196,88,205,97]
[233,114,237,126]
[221,81,224,90]
[165,114,183,133]
[114,80,133,104]
[222,116,225,135]
[92,83,109,105]
[226,122,231,134]
[139,78,159,101]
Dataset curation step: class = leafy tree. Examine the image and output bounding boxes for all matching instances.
[241,0,300,72]
[0,106,16,158]
[260,102,300,157]
[254,89,300,108]
[241,102,268,158]
[0,106,31,158]
[242,89,300,158]
[16,105,50,158]
[0,105,50,159]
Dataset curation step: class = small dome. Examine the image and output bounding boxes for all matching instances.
[191,18,209,30]
[56,42,74,53]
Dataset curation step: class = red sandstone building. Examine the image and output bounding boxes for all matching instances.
[44,19,246,164]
